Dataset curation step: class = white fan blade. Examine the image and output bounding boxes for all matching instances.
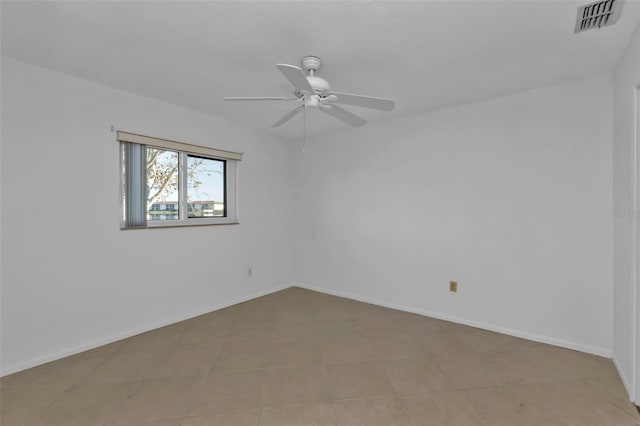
[276,64,315,95]
[321,105,367,127]
[271,105,305,128]
[327,91,395,111]
[224,96,300,101]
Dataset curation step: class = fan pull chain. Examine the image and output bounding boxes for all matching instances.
[302,105,306,152]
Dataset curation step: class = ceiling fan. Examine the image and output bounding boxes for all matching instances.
[224,55,395,128]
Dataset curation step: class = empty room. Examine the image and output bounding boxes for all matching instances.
[1,1,640,425]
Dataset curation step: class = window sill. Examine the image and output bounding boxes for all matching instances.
[121,221,239,230]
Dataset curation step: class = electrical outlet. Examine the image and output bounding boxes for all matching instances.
[449,281,458,292]
[247,268,253,278]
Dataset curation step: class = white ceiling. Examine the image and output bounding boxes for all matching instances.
[2,1,639,140]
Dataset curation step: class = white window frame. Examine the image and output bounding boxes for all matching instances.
[118,131,241,229]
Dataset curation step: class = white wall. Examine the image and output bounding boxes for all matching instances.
[0,58,295,375]
[0,56,623,379]
[613,24,640,404]
[294,75,614,356]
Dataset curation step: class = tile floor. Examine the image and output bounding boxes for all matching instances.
[1,287,639,425]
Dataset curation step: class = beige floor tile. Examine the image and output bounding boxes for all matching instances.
[431,350,510,389]
[311,300,353,321]
[188,369,266,415]
[210,342,273,372]
[357,316,418,337]
[272,320,317,342]
[383,356,450,394]
[146,342,223,378]
[275,304,315,322]
[400,391,487,426]
[182,411,260,426]
[403,388,566,426]
[0,370,70,400]
[105,418,184,426]
[178,321,233,345]
[226,320,275,344]
[1,367,56,391]
[411,330,471,354]
[261,365,330,406]
[25,381,138,426]
[234,308,280,324]
[1,384,68,426]
[523,345,617,382]
[579,374,640,419]
[483,349,547,386]
[259,403,336,426]
[320,337,376,364]
[513,381,640,426]
[268,341,322,367]
[86,349,164,383]
[111,376,199,422]
[333,397,412,426]
[325,361,395,400]
[367,333,427,359]
[456,386,568,426]
[314,319,362,338]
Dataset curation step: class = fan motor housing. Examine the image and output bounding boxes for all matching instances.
[306,75,330,94]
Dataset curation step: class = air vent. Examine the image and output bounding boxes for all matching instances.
[575,0,622,33]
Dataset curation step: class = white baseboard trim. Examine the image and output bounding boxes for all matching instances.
[3,282,614,377]
[295,283,612,358]
[0,283,292,377]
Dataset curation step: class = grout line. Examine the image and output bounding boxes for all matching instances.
[257,405,264,425]
[258,365,268,424]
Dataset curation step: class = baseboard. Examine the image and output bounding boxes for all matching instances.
[295,283,612,358]
[0,283,292,377]
[3,281,614,376]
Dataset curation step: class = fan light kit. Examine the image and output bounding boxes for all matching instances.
[224,55,395,128]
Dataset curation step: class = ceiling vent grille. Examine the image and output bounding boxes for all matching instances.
[575,0,622,32]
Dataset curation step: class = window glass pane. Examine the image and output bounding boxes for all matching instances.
[187,155,225,218]
[147,148,179,221]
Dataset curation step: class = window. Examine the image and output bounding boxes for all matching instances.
[118,131,242,229]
